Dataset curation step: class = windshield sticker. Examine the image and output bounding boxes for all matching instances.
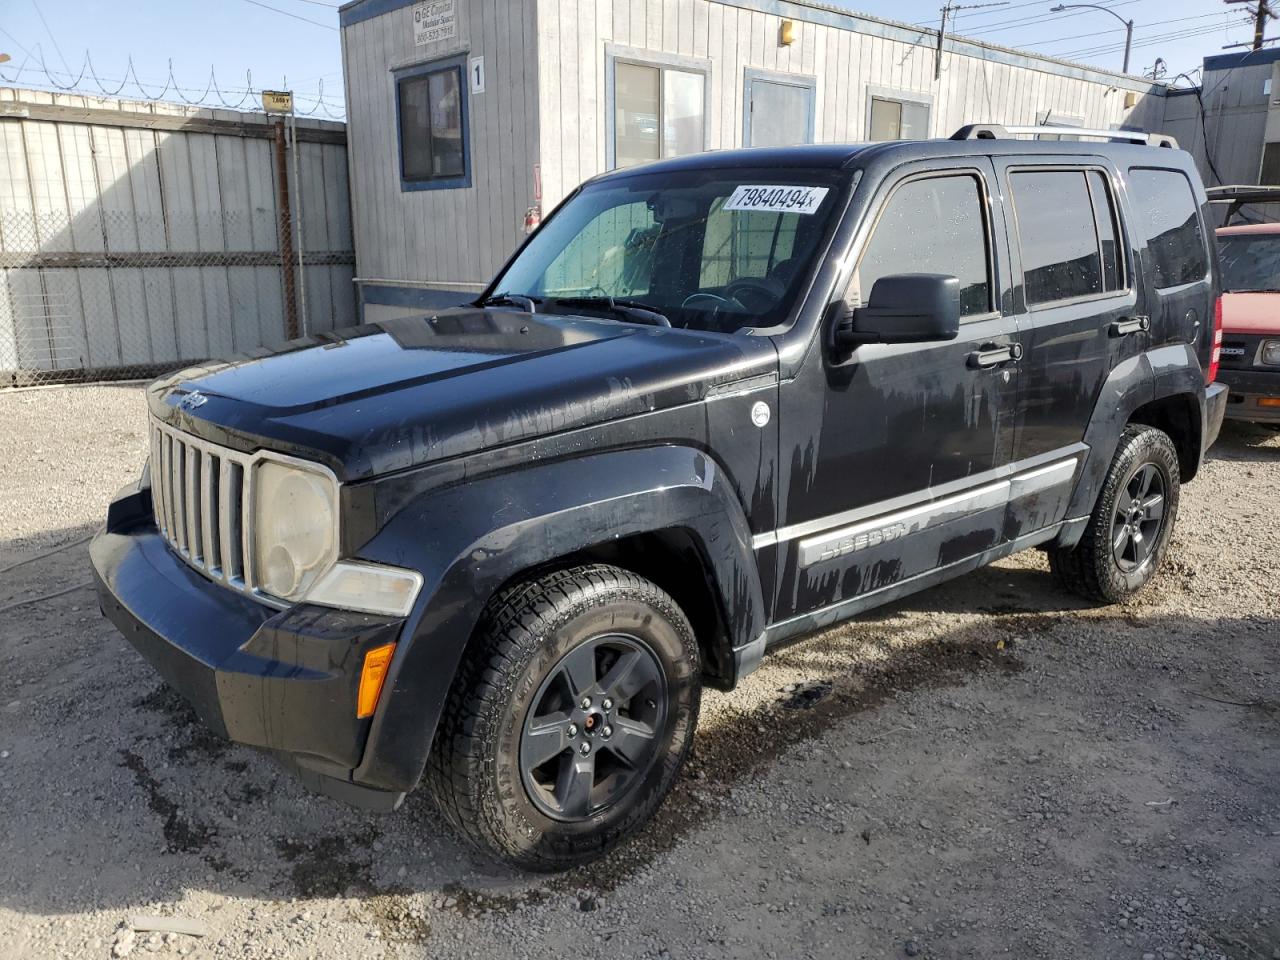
[723,185,830,215]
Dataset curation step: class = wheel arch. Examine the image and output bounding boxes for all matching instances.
[348,445,766,793]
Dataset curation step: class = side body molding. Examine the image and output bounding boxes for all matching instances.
[349,445,766,793]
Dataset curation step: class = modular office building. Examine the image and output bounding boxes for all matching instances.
[339,0,1170,319]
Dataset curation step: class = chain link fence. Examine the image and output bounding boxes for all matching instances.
[0,89,355,389]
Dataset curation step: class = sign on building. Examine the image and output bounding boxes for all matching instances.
[261,90,294,114]
[413,0,456,46]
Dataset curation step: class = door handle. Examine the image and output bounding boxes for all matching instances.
[967,342,1023,369]
[1109,315,1150,338]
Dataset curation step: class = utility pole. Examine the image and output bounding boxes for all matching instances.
[1226,0,1274,50]
[937,1,1008,80]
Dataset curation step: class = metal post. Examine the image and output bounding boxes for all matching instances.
[289,112,308,336]
[273,120,300,340]
[1123,19,1133,74]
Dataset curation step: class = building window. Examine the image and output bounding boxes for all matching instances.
[612,57,707,168]
[1036,111,1085,141]
[744,71,816,147]
[396,56,470,190]
[1261,142,1280,185]
[867,95,930,141]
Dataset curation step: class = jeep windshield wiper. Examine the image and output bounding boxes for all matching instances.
[478,292,541,313]
[548,296,671,328]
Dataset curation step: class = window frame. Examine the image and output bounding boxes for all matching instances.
[742,68,817,147]
[864,86,933,141]
[604,44,712,171]
[853,168,999,323]
[1007,163,1133,311]
[393,53,472,192]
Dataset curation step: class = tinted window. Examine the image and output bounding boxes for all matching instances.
[856,175,991,316]
[1128,168,1208,289]
[1218,234,1280,293]
[398,65,466,183]
[1011,171,1103,305]
[1088,170,1124,292]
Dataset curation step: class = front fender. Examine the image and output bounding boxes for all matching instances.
[350,445,765,793]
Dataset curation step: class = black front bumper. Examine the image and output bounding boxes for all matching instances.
[91,486,408,809]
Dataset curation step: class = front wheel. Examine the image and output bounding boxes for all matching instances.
[1048,424,1181,603]
[425,564,700,871]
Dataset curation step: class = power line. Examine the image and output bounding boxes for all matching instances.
[30,0,72,76]
[1016,10,1246,48]
[236,0,339,30]
[1060,20,1247,57]
[961,0,1143,38]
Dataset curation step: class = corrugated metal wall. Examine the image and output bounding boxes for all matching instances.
[340,0,540,302]
[0,88,355,386]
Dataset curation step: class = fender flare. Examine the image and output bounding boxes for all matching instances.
[1058,345,1205,550]
[350,444,765,793]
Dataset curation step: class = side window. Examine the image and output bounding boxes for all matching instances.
[1011,169,1124,306]
[1127,168,1208,289]
[868,96,930,141]
[855,174,992,317]
[396,60,468,189]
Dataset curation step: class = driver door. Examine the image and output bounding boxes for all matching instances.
[771,159,1024,622]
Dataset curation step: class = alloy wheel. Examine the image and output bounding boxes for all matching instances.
[1110,462,1166,572]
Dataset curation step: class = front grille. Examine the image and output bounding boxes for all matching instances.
[149,418,253,593]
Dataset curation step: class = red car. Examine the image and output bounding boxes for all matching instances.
[1211,188,1280,426]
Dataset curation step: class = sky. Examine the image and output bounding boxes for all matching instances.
[0,0,1265,117]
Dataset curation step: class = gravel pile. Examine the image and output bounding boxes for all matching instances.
[0,385,1276,960]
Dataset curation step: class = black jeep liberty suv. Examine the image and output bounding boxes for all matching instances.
[92,124,1228,870]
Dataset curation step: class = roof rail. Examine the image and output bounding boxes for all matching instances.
[950,123,1178,149]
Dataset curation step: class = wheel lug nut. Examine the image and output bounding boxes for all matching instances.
[567,723,578,738]
[602,698,613,710]
[580,696,592,710]
[579,742,591,755]
[602,725,613,739]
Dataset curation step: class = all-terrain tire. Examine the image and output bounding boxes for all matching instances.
[424,564,701,871]
[1048,424,1181,603]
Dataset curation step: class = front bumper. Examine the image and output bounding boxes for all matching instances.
[91,485,407,810]
[1217,369,1280,423]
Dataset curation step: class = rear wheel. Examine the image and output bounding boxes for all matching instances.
[426,564,700,871]
[1049,424,1181,603]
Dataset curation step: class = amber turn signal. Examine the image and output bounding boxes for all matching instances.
[357,642,397,719]
[1258,397,1280,408]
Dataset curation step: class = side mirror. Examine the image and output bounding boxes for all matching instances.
[834,273,961,348]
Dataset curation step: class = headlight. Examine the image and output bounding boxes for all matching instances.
[1262,339,1280,366]
[252,459,338,601]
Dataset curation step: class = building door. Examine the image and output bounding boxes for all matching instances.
[744,72,815,147]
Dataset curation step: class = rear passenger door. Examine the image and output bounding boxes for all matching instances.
[995,158,1142,533]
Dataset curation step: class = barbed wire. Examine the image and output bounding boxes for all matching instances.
[0,46,346,120]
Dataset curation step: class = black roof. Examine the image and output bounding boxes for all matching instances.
[590,134,1191,185]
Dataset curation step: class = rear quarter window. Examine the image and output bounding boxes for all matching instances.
[1127,168,1208,289]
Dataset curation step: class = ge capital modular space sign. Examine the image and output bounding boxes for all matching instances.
[413,0,457,46]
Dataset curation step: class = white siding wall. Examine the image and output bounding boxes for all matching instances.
[535,0,1168,209]
[341,0,540,291]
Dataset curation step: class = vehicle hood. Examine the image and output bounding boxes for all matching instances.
[1221,291,1280,334]
[147,307,779,481]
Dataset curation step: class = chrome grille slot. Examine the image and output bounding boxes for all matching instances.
[149,418,255,595]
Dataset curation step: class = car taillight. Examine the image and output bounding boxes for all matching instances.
[1206,296,1223,385]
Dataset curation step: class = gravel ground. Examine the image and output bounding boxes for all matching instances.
[0,384,1277,960]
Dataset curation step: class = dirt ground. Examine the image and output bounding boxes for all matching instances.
[0,383,1277,960]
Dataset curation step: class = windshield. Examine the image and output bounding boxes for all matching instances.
[1218,234,1280,293]
[487,168,847,332]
